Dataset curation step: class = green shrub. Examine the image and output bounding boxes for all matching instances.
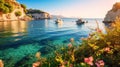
[21,4,26,9]
[3,6,10,13]
[4,3,13,12]
[15,11,22,17]
[0,0,4,3]
[21,4,27,13]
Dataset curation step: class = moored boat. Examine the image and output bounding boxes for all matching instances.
[76,19,85,25]
[55,18,63,24]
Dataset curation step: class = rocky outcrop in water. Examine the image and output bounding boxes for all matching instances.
[104,2,120,23]
[0,0,31,21]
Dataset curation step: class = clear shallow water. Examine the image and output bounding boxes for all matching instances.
[0,18,105,66]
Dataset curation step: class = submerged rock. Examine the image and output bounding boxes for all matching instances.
[62,40,69,43]
[38,45,55,55]
[14,55,35,67]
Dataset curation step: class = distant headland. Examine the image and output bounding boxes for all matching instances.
[27,9,51,20]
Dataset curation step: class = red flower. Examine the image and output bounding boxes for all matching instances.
[84,56,94,66]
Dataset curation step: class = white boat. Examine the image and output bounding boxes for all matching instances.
[76,19,85,25]
[55,18,63,24]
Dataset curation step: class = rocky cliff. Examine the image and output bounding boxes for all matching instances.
[104,2,120,23]
[27,9,51,20]
[0,0,31,21]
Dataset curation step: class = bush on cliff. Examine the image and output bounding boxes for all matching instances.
[21,4,27,13]
[15,11,22,17]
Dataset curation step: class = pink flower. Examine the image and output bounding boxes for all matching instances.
[68,51,72,55]
[70,38,74,42]
[59,65,65,67]
[95,28,102,33]
[104,47,110,52]
[63,61,68,65]
[95,60,105,67]
[70,64,73,67]
[0,60,4,67]
[68,43,72,48]
[32,62,40,67]
[84,56,94,66]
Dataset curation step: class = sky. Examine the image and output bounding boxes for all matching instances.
[17,0,120,18]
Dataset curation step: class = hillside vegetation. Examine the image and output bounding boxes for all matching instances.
[27,9,45,14]
[0,0,30,21]
[0,0,13,14]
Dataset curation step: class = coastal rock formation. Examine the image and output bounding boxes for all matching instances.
[104,2,120,23]
[0,0,31,21]
[27,9,51,20]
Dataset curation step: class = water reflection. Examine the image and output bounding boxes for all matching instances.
[0,21,11,32]
[0,21,28,37]
[45,19,49,27]
[0,21,29,45]
[55,23,63,28]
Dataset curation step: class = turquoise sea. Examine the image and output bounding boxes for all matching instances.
[0,18,105,67]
